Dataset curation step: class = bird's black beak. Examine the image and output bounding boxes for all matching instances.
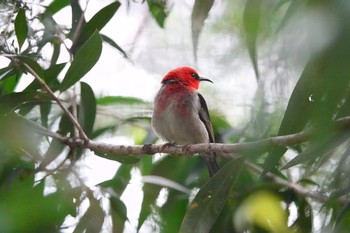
[199,77,214,83]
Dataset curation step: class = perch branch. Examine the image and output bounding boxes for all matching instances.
[23,115,350,204]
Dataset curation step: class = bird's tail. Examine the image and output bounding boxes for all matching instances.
[203,152,220,177]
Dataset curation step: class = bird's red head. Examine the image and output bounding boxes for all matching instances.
[161,66,213,90]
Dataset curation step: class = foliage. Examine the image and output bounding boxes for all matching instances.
[1,0,350,233]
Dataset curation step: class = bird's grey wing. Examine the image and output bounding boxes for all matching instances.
[198,93,220,176]
[198,93,215,143]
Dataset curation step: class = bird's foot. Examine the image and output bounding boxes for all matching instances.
[182,144,192,156]
[142,144,153,154]
[160,142,176,153]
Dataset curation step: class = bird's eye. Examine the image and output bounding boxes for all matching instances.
[191,73,199,80]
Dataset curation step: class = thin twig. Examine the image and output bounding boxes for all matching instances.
[22,63,89,141]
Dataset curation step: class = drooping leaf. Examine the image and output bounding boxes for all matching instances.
[60,31,102,91]
[72,1,120,54]
[98,164,132,196]
[80,2,120,43]
[243,0,261,79]
[37,138,65,171]
[159,190,188,233]
[46,0,70,14]
[263,60,319,174]
[72,194,105,233]
[101,34,129,58]
[179,158,244,233]
[281,132,349,170]
[137,156,204,231]
[70,0,85,41]
[146,0,169,28]
[110,196,128,233]
[191,0,214,62]
[79,82,96,137]
[15,8,28,50]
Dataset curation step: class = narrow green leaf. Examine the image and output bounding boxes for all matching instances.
[79,82,96,137]
[263,62,318,174]
[97,96,147,105]
[180,158,244,233]
[191,0,214,62]
[0,73,20,95]
[0,92,50,115]
[79,2,120,43]
[70,0,85,40]
[101,34,129,58]
[24,63,66,91]
[46,0,70,14]
[12,55,46,79]
[146,0,169,28]
[15,8,28,50]
[0,66,15,81]
[110,196,128,233]
[72,195,104,233]
[60,31,102,91]
[243,0,261,79]
[98,165,132,196]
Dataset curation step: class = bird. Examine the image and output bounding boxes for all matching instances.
[152,66,220,177]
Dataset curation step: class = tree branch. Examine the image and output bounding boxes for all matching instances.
[22,63,89,141]
[22,115,350,205]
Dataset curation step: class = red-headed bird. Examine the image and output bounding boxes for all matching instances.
[152,66,220,176]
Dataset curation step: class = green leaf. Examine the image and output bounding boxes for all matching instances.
[46,0,70,14]
[191,0,214,62]
[0,177,74,233]
[71,1,120,54]
[179,158,244,233]
[243,0,261,79]
[159,191,188,233]
[101,34,129,58]
[60,31,102,91]
[12,55,46,79]
[70,0,85,40]
[73,194,104,233]
[110,196,128,233]
[0,91,50,115]
[37,138,65,171]
[0,66,16,81]
[79,82,96,137]
[15,8,28,50]
[79,2,120,44]
[0,73,20,95]
[98,164,132,196]
[24,63,66,91]
[97,96,147,105]
[146,0,169,28]
[263,62,318,174]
